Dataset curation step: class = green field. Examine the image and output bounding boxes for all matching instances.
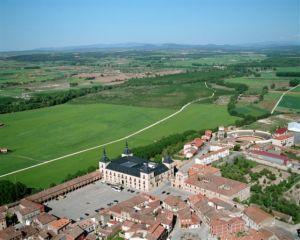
[224,69,300,116]
[0,103,173,175]
[279,95,300,110]
[225,71,290,94]
[234,104,269,117]
[0,102,238,188]
[1,49,299,191]
[278,87,300,111]
[277,66,300,73]
[257,91,282,111]
[73,82,214,108]
[163,53,265,68]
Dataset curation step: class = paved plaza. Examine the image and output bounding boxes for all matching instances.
[47,181,137,220]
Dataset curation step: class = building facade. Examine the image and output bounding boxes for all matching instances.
[272,135,294,147]
[195,148,229,165]
[99,143,175,192]
[173,165,250,201]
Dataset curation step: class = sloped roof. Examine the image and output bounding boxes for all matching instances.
[244,205,273,225]
[163,155,174,164]
[275,127,288,135]
[106,156,168,177]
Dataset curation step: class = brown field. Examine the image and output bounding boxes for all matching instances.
[75,69,185,85]
[237,94,260,103]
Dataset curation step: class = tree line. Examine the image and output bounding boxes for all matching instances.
[0,165,97,205]
[0,85,112,114]
[276,72,300,77]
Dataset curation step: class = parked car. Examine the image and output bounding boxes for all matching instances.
[111,185,122,192]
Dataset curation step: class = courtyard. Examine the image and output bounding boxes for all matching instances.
[47,181,137,220]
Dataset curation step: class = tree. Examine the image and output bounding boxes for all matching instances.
[0,180,32,205]
[289,79,300,87]
[233,144,241,151]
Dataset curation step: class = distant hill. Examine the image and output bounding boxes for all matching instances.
[0,41,299,56]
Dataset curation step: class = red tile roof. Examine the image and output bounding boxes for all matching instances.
[185,174,248,198]
[244,205,273,225]
[193,138,204,148]
[250,150,289,161]
[36,213,57,225]
[188,164,220,176]
[48,218,70,230]
[274,135,293,141]
[275,128,288,135]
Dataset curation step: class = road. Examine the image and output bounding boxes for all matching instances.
[271,83,300,114]
[0,82,215,178]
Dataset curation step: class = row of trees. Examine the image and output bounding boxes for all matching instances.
[0,85,112,114]
[276,72,300,77]
[132,129,207,162]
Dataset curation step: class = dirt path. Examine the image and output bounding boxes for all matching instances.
[0,82,215,178]
[271,84,300,114]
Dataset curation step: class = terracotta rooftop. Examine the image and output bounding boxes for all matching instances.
[192,138,204,148]
[188,164,220,176]
[163,196,187,210]
[48,218,70,230]
[76,218,94,230]
[147,222,165,240]
[275,127,288,135]
[185,174,248,198]
[17,199,43,215]
[188,193,208,205]
[221,228,273,240]
[244,205,273,225]
[65,225,84,239]
[109,194,157,216]
[0,227,22,240]
[19,225,39,238]
[36,213,57,225]
[157,210,174,226]
[274,134,293,140]
[250,150,289,161]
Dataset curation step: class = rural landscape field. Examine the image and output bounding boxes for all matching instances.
[1,47,300,187]
[1,1,300,239]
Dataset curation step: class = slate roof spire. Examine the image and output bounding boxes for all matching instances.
[101,148,110,163]
[123,140,132,155]
[163,155,174,164]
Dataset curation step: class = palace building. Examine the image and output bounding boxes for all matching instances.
[99,142,175,192]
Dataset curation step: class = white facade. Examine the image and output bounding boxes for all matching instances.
[99,160,174,192]
[288,122,300,132]
[195,148,229,165]
[272,135,294,147]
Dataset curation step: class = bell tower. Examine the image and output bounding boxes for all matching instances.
[121,140,133,157]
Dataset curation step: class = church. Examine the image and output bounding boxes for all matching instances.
[99,141,175,192]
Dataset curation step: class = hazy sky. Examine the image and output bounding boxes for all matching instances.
[0,0,299,51]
